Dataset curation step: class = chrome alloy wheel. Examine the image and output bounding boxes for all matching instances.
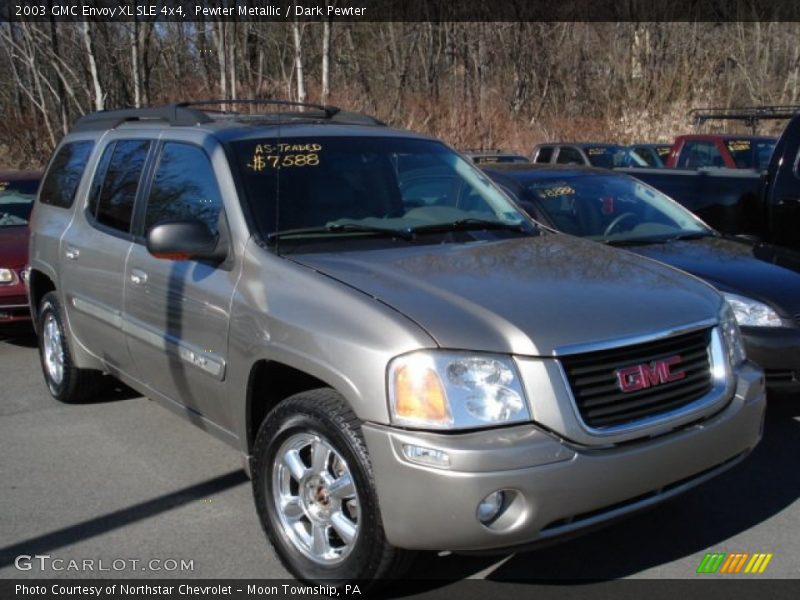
[42,313,65,385]
[271,432,360,565]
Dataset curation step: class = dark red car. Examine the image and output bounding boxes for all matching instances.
[0,171,40,323]
[666,134,776,170]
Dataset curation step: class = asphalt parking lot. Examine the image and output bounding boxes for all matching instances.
[1,325,798,584]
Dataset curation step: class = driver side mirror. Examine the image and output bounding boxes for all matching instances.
[146,220,227,262]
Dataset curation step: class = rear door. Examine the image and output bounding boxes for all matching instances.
[124,141,235,430]
[59,138,152,371]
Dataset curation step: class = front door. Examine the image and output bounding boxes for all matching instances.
[124,142,235,431]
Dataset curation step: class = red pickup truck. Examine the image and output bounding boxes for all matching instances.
[666,134,776,170]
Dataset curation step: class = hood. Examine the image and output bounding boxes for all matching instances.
[292,235,722,356]
[0,227,29,268]
[629,236,800,317]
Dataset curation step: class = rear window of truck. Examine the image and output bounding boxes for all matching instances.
[725,138,776,170]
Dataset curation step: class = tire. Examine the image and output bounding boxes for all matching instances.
[252,388,415,585]
[37,291,102,403]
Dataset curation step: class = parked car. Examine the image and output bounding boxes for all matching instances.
[628,144,672,168]
[29,101,764,584]
[484,163,800,393]
[462,149,528,165]
[0,171,40,324]
[532,142,628,169]
[618,113,800,250]
[665,134,776,170]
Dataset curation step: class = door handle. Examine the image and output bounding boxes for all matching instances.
[64,246,80,260]
[130,269,148,285]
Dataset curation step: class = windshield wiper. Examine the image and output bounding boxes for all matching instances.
[408,218,531,236]
[665,231,714,241]
[603,231,713,246]
[267,223,414,243]
[603,237,671,246]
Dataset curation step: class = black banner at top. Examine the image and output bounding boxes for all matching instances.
[3,0,800,23]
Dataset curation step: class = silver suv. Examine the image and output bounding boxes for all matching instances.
[28,101,765,583]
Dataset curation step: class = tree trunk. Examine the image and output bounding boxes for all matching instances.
[81,21,104,111]
[322,19,332,103]
[131,20,141,107]
[48,14,69,133]
[292,21,306,103]
[213,22,227,106]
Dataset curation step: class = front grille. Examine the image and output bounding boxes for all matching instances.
[560,328,713,429]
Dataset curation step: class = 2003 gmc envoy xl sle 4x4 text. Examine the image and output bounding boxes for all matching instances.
[26,101,765,584]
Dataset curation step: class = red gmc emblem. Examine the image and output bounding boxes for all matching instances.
[615,355,686,393]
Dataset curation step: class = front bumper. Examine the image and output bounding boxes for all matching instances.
[0,283,31,323]
[363,362,765,551]
[742,326,800,392]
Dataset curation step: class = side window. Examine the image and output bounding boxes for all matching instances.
[88,140,151,234]
[556,147,583,165]
[39,141,94,208]
[534,147,553,163]
[144,143,223,235]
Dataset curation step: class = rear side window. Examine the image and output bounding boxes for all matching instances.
[144,143,223,235]
[556,147,584,165]
[534,147,553,163]
[39,141,94,208]
[88,140,151,234]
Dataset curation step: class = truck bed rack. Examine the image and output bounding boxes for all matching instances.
[691,105,800,133]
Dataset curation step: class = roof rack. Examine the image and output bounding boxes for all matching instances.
[72,105,214,131]
[72,99,385,132]
[690,105,800,133]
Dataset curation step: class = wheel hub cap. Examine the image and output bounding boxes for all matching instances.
[271,433,360,565]
[42,313,64,385]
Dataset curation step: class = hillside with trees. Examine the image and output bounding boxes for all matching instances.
[1,21,798,168]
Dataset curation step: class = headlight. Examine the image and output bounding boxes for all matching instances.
[0,268,18,285]
[388,351,530,429]
[721,292,782,328]
[719,303,747,368]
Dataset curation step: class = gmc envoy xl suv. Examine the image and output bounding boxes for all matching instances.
[27,101,765,583]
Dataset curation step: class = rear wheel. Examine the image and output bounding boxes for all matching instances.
[252,389,414,585]
[37,292,102,403]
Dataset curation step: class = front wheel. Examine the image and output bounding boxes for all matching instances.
[252,389,414,584]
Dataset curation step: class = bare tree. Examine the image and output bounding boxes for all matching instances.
[322,18,332,103]
[292,20,306,103]
[80,20,104,111]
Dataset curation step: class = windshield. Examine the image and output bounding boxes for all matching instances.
[522,174,710,242]
[724,138,775,170]
[584,145,627,168]
[0,178,38,227]
[231,136,531,248]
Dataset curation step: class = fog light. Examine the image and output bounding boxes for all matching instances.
[477,490,505,524]
[402,444,450,468]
